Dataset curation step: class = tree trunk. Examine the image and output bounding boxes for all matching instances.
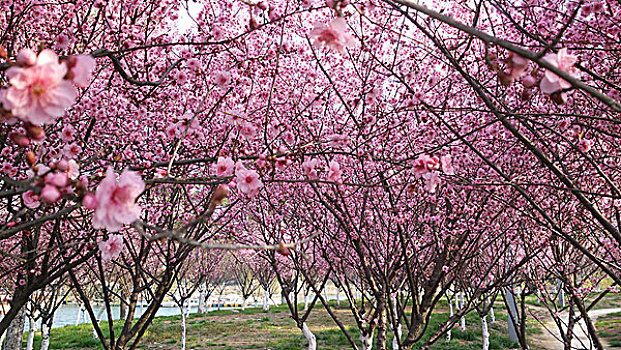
[4,305,26,350]
[40,314,54,350]
[26,314,36,350]
[376,306,388,350]
[302,322,317,350]
[180,304,187,350]
[392,295,402,350]
[360,330,374,350]
[460,292,466,331]
[446,295,453,343]
[262,289,270,311]
[93,306,106,338]
[489,297,496,323]
[120,295,127,321]
[198,291,206,313]
[481,315,489,350]
[75,305,82,326]
[336,288,341,306]
[304,291,309,311]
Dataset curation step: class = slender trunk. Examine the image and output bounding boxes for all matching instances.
[564,305,575,350]
[360,330,374,350]
[460,292,466,331]
[93,306,106,338]
[573,295,603,350]
[180,304,187,350]
[198,291,206,313]
[558,281,566,308]
[481,315,489,350]
[489,297,496,323]
[75,305,82,326]
[304,292,309,311]
[4,305,26,350]
[391,294,402,350]
[336,288,341,306]
[27,314,36,350]
[376,305,388,350]
[140,294,144,315]
[120,296,127,320]
[40,314,54,350]
[446,295,453,343]
[262,289,269,311]
[302,322,317,350]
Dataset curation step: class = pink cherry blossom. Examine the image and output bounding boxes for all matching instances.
[45,172,68,188]
[68,55,96,88]
[61,124,76,141]
[578,139,594,152]
[16,49,36,66]
[22,190,40,209]
[423,171,441,193]
[540,48,579,96]
[1,49,77,124]
[83,193,98,210]
[440,154,454,175]
[509,54,529,79]
[302,158,319,179]
[236,168,263,198]
[413,155,440,177]
[309,17,355,53]
[67,159,80,180]
[40,184,62,203]
[98,234,124,261]
[93,167,145,232]
[327,160,342,182]
[214,157,235,177]
[215,71,231,88]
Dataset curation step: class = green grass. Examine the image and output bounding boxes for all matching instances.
[596,311,621,348]
[24,302,522,350]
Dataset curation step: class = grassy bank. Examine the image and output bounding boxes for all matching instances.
[23,302,521,350]
[596,311,621,349]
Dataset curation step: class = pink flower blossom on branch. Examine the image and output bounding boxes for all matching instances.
[98,234,124,261]
[540,48,579,99]
[0,49,77,125]
[93,167,145,232]
[309,17,355,53]
[22,190,40,209]
[236,167,263,198]
[214,157,235,177]
[67,55,96,88]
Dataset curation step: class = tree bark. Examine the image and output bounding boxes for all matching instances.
[302,322,317,350]
[26,314,36,350]
[180,304,187,350]
[40,314,54,350]
[446,295,453,343]
[481,315,489,350]
[4,305,26,350]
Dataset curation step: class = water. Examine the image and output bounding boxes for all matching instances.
[38,303,200,329]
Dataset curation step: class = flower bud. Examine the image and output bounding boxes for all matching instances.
[25,151,36,166]
[10,133,30,147]
[40,185,62,203]
[82,193,98,209]
[276,241,291,256]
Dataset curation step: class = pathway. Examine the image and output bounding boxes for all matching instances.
[535,307,621,349]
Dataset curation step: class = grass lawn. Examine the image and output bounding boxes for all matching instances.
[596,311,621,349]
[23,302,521,350]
